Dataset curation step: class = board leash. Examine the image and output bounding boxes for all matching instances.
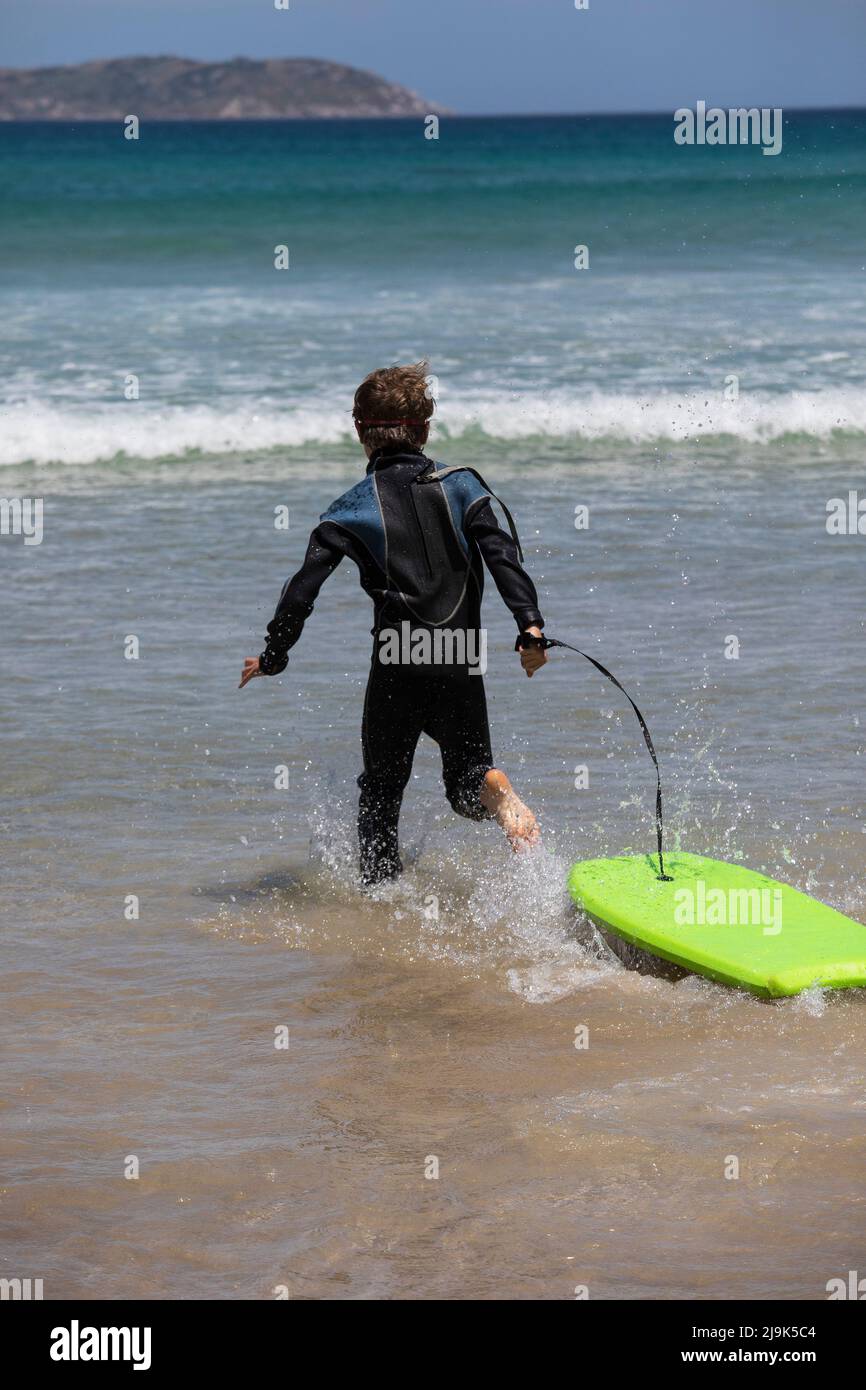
[534,636,672,881]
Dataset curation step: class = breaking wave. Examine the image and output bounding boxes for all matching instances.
[3,386,866,466]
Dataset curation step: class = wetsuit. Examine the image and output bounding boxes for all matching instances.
[259,446,544,883]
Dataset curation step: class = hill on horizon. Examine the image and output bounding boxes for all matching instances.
[0,55,449,120]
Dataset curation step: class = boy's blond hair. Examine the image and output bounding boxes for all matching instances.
[353,361,434,453]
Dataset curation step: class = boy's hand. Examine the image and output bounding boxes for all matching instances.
[518,627,548,678]
[239,657,262,689]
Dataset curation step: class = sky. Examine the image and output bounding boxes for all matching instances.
[2,0,865,116]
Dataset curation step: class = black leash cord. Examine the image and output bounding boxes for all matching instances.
[539,636,672,881]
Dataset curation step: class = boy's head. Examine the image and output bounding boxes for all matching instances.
[353,361,434,456]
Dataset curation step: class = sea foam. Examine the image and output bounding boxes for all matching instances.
[2,386,866,466]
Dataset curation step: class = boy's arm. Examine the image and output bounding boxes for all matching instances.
[467,498,545,631]
[467,498,547,677]
[241,524,348,686]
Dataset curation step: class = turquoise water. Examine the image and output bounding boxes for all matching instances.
[1,112,865,466]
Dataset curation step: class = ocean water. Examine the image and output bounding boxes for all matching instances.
[3,114,866,1300]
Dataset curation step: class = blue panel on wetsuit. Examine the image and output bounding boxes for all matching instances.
[321,475,386,571]
[435,468,491,555]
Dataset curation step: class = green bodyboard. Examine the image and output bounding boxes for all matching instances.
[567,852,866,998]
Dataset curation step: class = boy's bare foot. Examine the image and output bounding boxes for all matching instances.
[481,769,541,851]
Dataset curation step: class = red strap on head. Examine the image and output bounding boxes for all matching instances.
[354,417,427,426]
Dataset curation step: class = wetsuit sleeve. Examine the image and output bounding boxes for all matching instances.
[466,498,545,632]
[258,523,349,674]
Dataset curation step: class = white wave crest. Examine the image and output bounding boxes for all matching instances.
[2,386,866,466]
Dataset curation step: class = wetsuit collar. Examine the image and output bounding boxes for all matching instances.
[366,446,427,474]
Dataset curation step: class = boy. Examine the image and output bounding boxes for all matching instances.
[240,362,547,886]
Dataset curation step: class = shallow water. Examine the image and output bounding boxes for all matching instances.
[3,113,865,1300]
[4,443,866,1300]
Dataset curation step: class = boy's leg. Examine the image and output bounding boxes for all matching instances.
[426,673,540,850]
[357,662,423,885]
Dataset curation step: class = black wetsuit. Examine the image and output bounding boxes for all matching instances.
[259,447,544,883]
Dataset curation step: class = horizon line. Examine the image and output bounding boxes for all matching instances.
[2,104,865,122]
